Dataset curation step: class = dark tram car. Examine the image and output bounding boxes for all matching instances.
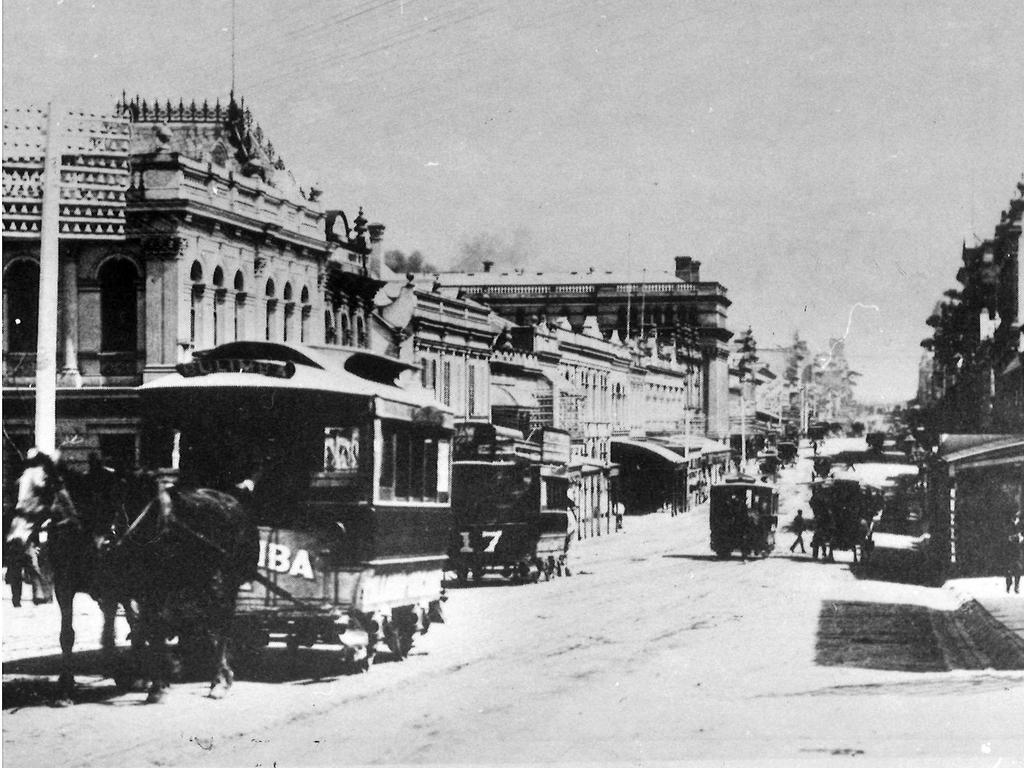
[139,341,454,669]
[449,459,574,583]
[709,476,779,559]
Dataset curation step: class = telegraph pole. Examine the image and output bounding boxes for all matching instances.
[740,383,746,470]
[34,102,63,453]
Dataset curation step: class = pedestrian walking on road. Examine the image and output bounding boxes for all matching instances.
[789,510,807,554]
[1003,510,1023,594]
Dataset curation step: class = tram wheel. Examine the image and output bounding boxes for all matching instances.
[341,645,375,674]
[343,653,373,675]
[515,561,530,584]
[385,624,415,660]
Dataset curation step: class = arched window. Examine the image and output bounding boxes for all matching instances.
[4,260,40,353]
[264,279,277,341]
[189,261,204,345]
[340,311,351,346]
[99,258,138,352]
[233,271,246,341]
[211,267,225,346]
[324,309,336,344]
[282,282,294,343]
[299,286,310,343]
[356,314,366,347]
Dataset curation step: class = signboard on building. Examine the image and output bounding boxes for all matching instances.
[541,428,571,465]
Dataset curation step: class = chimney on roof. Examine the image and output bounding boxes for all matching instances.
[674,256,701,282]
[367,220,385,279]
[482,260,494,273]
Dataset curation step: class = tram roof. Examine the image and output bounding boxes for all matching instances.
[831,463,919,487]
[714,474,776,490]
[139,341,445,413]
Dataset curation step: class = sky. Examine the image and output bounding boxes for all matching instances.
[4,0,1023,403]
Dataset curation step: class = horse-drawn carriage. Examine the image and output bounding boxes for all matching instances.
[811,456,833,480]
[757,451,781,480]
[776,441,798,467]
[139,341,454,669]
[808,477,881,564]
[709,475,779,559]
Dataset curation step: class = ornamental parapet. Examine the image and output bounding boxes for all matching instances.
[131,154,327,247]
[3,106,130,240]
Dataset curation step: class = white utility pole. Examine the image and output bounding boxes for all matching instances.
[34,103,63,453]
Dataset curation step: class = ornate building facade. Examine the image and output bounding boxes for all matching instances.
[918,177,1023,432]
[2,97,389,476]
[434,256,732,439]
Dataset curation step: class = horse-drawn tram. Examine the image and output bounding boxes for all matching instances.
[139,341,454,669]
[448,424,575,584]
[709,475,779,559]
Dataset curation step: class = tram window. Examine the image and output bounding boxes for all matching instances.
[395,432,412,498]
[378,423,447,502]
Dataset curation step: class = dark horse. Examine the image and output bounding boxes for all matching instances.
[14,449,259,703]
[113,470,259,702]
[12,450,137,704]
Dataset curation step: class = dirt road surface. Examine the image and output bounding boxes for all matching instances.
[4,464,1023,766]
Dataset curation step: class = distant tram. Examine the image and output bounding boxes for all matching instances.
[709,475,779,559]
[448,425,575,583]
[139,341,454,669]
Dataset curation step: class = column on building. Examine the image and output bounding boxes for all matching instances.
[59,250,81,384]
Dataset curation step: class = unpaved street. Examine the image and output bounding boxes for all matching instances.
[4,466,1023,766]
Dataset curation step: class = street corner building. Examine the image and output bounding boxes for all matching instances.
[2,96,391,481]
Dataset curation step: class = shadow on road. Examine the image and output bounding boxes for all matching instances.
[850,548,934,586]
[816,600,948,672]
[442,577,527,589]
[663,553,831,564]
[3,643,408,710]
[662,554,727,562]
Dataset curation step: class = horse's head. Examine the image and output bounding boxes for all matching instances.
[9,448,76,546]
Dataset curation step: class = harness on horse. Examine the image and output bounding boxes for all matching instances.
[111,487,321,612]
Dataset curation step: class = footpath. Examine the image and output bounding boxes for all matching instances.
[863,531,1024,669]
[942,575,1024,669]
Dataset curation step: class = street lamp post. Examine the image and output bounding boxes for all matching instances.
[684,369,693,511]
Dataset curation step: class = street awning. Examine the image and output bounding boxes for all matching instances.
[938,433,1024,470]
[654,434,705,454]
[491,384,538,409]
[611,438,689,467]
[699,439,732,455]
